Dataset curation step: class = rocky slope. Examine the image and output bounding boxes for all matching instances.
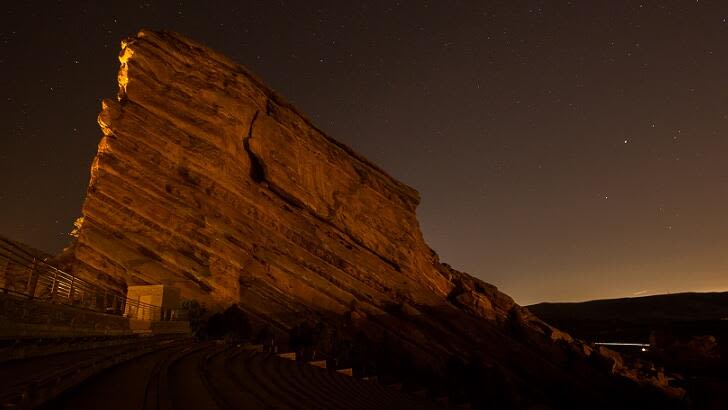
[67,30,684,407]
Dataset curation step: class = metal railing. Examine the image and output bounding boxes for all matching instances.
[0,237,161,320]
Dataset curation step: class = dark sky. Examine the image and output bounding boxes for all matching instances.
[2,1,728,305]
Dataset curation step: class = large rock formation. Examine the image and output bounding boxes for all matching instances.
[68,30,684,407]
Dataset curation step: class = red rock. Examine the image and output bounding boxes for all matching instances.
[66,30,683,406]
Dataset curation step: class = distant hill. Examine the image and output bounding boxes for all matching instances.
[529,292,728,323]
[528,292,728,342]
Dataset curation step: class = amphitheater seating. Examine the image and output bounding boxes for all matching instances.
[37,342,452,409]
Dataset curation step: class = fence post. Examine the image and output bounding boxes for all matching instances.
[25,258,39,298]
[50,266,58,301]
[68,274,75,304]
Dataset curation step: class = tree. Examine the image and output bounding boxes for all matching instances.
[205,304,252,341]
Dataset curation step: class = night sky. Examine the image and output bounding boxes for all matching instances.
[2,1,728,305]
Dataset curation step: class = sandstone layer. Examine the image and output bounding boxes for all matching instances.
[68,30,683,407]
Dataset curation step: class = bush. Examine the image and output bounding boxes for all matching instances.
[204,304,252,342]
[180,299,206,336]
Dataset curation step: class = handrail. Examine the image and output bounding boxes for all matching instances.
[0,239,123,299]
[0,238,164,320]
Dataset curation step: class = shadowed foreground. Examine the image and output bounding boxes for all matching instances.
[46,341,448,410]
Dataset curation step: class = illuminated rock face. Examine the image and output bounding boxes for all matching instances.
[70,30,680,405]
[76,30,453,316]
[73,29,490,327]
